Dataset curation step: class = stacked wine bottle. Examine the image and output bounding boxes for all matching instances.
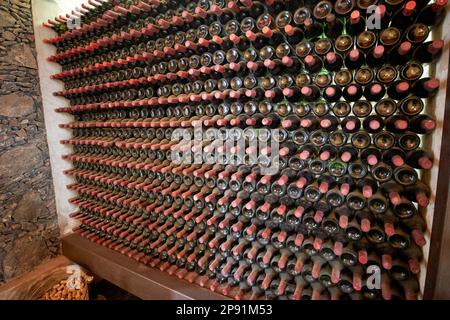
[45,0,447,300]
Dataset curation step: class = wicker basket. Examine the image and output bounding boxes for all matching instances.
[33,266,93,300]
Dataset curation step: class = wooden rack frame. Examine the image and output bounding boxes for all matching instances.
[62,234,229,300]
[423,49,450,300]
[31,2,450,300]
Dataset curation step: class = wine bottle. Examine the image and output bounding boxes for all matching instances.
[281,55,303,73]
[364,83,386,101]
[387,80,411,100]
[304,54,323,73]
[401,214,427,248]
[323,85,343,102]
[325,13,344,39]
[366,45,387,68]
[324,52,344,71]
[284,25,304,45]
[409,114,436,134]
[367,4,390,30]
[303,17,323,40]
[346,10,365,36]
[343,84,363,102]
[344,49,365,70]
[413,39,444,63]
[388,41,412,66]
[391,1,418,30]
[416,0,448,26]
[302,85,321,101]
[411,78,440,98]
[386,114,410,133]
[406,149,434,169]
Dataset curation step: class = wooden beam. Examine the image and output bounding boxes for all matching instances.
[424,47,450,300]
[62,234,229,300]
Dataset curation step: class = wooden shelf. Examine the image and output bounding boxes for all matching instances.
[62,234,229,300]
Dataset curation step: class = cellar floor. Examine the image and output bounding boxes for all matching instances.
[91,280,140,300]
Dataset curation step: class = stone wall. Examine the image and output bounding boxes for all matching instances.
[0,0,60,284]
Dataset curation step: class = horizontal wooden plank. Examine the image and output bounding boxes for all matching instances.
[62,234,229,300]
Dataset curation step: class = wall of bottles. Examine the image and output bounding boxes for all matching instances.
[44,0,447,300]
